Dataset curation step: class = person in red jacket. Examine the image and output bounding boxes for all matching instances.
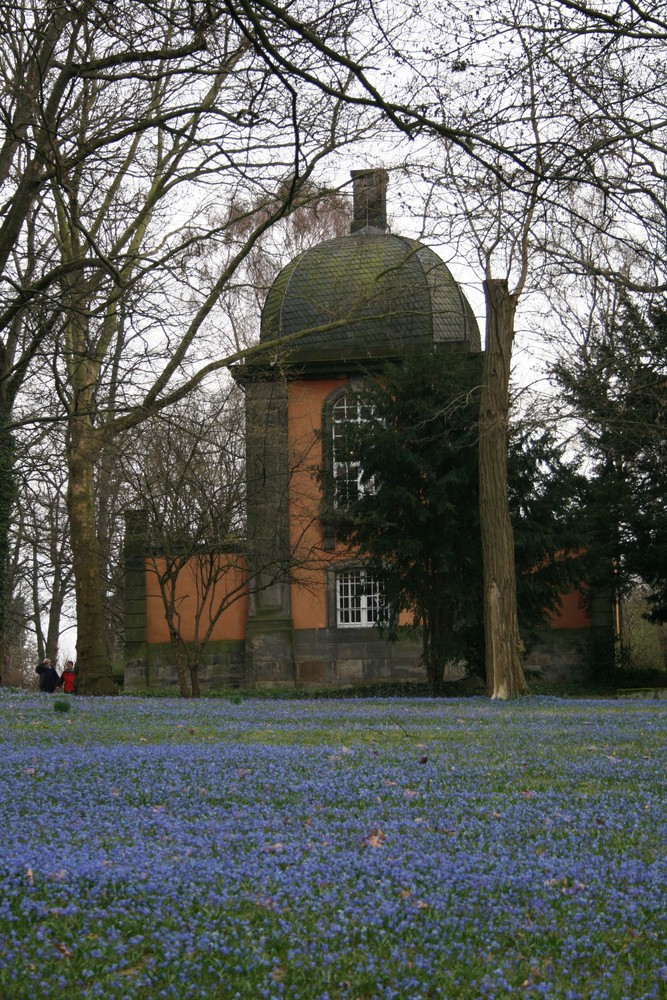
[61,660,75,694]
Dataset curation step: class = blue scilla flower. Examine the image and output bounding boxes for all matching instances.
[2,689,667,999]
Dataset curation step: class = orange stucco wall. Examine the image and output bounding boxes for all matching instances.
[287,378,352,630]
[145,555,248,644]
[285,377,592,634]
[141,375,592,647]
[547,588,590,630]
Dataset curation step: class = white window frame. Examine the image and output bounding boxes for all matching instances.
[336,569,384,628]
[331,392,375,507]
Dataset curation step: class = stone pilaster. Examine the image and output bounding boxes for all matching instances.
[123,508,149,689]
[243,374,295,685]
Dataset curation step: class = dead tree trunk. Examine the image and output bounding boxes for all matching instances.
[479,278,529,699]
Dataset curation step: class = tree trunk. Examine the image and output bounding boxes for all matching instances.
[189,655,201,699]
[659,624,667,672]
[44,594,62,670]
[422,615,444,697]
[0,415,16,684]
[66,415,116,695]
[169,636,192,698]
[479,279,529,699]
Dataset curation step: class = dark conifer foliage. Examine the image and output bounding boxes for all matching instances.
[554,296,667,623]
[333,351,586,694]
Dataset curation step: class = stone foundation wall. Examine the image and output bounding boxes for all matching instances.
[524,628,589,684]
[245,620,296,689]
[126,627,592,692]
[124,640,246,692]
[292,627,423,687]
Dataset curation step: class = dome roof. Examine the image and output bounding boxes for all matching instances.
[260,226,481,365]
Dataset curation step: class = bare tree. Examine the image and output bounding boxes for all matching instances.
[121,376,327,697]
[387,10,561,696]
[121,385,246,696]
[2,0,375,693]
[4,414,74,675]
[374,0,667,696]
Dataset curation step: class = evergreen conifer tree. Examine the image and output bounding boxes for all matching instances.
[334,351,586,694]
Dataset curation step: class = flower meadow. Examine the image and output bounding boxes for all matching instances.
[1,690,666,1000]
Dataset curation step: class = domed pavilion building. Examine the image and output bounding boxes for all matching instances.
[123,170,596,691]
[238,168,480,687]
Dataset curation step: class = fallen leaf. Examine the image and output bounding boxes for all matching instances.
[118,960,148,977]
[363,828,386,848]
[54,942,74,959]
[561,881,586,894]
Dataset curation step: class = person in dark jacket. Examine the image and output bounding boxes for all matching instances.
[35,658,61,693]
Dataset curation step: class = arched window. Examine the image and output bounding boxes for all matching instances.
[331,391,375,508]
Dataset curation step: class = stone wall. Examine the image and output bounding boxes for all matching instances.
[524,628,590,684]
[125,624,595,692]
[124,639,246,692]
[292,626,423,688]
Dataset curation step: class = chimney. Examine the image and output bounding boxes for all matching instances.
[350,168,389,232]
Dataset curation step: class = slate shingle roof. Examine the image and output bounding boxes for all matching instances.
[261,227,481,363]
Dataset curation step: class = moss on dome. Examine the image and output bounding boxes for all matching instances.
[261,228,480,365]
